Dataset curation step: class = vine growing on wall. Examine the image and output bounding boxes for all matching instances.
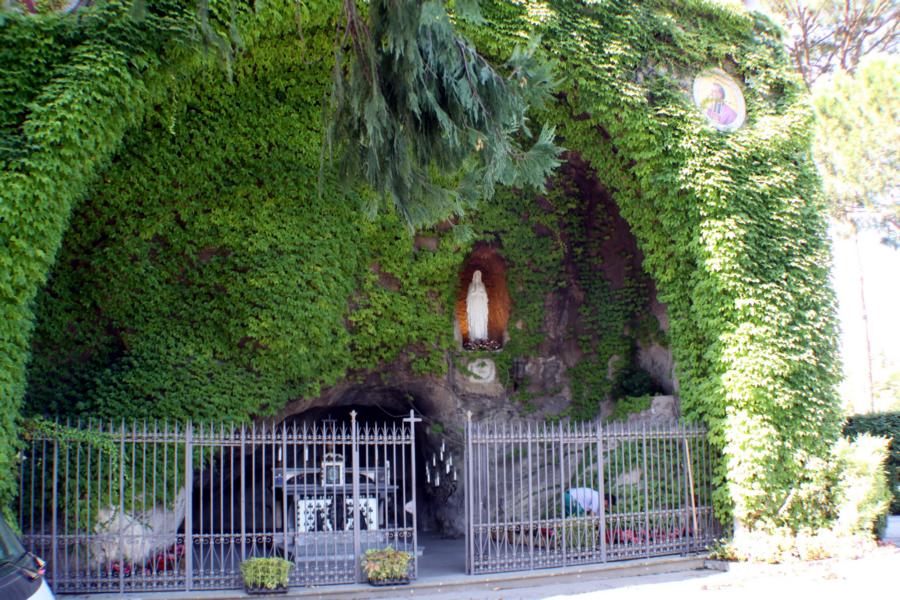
[3,0,856,546]
[0,0,198,516]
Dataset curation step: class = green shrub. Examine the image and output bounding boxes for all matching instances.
[782,434,891,539]
[720,525,874,563]
[831,434,892,535]
[361,547,411,582]
[240,557,293,590]
[713,433,890,562]
[844,412,900,514]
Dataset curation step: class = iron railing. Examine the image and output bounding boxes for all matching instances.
[464,417,720,574]
[17,412,419,593]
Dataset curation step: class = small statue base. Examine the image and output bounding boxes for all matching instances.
[463,339,502,351]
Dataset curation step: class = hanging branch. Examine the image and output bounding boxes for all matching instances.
[323,0,562,230]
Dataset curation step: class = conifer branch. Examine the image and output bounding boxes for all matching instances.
[323,0,562,230]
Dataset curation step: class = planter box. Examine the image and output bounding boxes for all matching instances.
[244,584,288,595]
[368,576,410,587]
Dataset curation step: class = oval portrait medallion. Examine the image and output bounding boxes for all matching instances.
[693,68,746,132]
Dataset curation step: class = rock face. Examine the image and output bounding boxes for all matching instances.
[266,299,679,538]
[637,297,677,394]
[90,490,186,567]
[453,358,504,397]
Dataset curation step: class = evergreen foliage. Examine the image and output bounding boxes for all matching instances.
[326,0,562,228]
[812,55,899,246]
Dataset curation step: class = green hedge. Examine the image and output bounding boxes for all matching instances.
[845,412,900,514]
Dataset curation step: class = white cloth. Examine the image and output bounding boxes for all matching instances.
[567,488,601,513]
[466,270,489,341]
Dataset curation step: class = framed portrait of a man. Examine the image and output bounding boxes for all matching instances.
[693,68,746,132]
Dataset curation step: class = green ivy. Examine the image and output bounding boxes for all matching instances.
[0,0,198,516]
[469,0,842,530]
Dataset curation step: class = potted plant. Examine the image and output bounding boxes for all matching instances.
[361,547,412,586]
[240,557,293,595]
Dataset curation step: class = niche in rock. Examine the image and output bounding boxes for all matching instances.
[456,246,511,350]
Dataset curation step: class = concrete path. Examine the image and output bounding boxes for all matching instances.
[66,523,900,600]
[390,544,900,600]
[884,515,900,545]
[66,553,708,600]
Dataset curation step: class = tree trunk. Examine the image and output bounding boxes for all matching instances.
[853,222,876,412]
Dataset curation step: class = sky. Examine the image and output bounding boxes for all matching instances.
[831,226,900,413]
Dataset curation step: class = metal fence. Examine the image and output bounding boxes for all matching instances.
[464,417,720,574]
[17,412,418,593]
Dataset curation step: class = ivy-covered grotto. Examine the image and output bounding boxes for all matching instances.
[1,0,867,568]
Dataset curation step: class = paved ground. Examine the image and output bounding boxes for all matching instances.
[68,518,900,600]
[885,514,900,545]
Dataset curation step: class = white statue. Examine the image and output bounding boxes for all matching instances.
[466,270,489,341]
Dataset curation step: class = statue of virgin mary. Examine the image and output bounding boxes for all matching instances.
[466,270,489,341]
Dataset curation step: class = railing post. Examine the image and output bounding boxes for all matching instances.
[641,424,650,559]
[677,423,688,556]
[526,420,534,570]
[683,426,699,552]
[558,421,567,568]
[403,410,421,579]
[240,424,246,563]
[50,427,58,591]
[118,420,126,593]
[464,411,474,574]
[350,411,361,581]
[280,422,288,566]
[596,420,606,563]
[184,422,193,591]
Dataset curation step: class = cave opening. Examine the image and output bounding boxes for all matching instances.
[279,386,465,539]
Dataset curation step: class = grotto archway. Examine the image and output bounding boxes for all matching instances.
[5,0,841,542]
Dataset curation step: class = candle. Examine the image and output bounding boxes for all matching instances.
[435,474,440,487]
[453,469,458,482]
[446,462,451,474]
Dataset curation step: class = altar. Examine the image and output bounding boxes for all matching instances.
[273,459,402,556]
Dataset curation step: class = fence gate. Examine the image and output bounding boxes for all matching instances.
[17,412,418,593]
[464,416,720,574]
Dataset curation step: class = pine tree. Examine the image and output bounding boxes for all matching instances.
[324,0,562,229]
